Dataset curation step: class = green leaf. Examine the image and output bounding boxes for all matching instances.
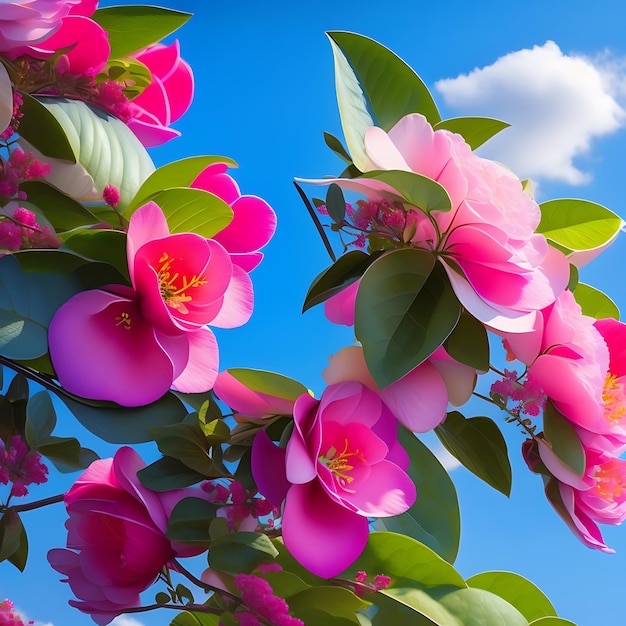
[59,390,189,444]
[355,250,460,387]
[254,569,310,599]
[433,117,510,150]
[359,170,452,213]
[139,187,234,239]
[92,6,192,58]
[328,32,440,131]
[17,93,75,161]
[303,250,374,312]
[127,155,238,213]
[225,368,308,403]
[537,199,623,252]
[170,611,221,626]
[324,131,353,164]
[107,57,152,100]
[529,618,577,625]
[380,430,460,563]
[0,255,80,360]
[62,229,130,283]
[35,436,99,473]
[138,456,206,491]
[543,402,585,477]
[7,520,27,572]
[574,283,620,320]
[33,98,155,210]
[156,592,171,605]
[567,264,579,292]
[443,311,489,371]
[25,391,57,446]
[288,587,369,625]
[19,181,99,232]
[435,412,512,496]
[326,183,347,224]
[466,571,556,622]
[208,532,279,573]
[166,497,219,546]
[0,510,23,563]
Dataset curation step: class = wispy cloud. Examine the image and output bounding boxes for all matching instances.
[435,41,625,185]
[110,617,146,626]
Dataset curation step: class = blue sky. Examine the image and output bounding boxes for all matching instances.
[4,1,626,625]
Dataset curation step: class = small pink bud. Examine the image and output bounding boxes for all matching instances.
[103,184,121,208]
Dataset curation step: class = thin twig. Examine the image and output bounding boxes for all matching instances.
[171,558,240,601]
[293,181,336,262]
[9,493,65,513]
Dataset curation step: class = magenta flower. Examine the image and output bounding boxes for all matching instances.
[48,447,208,626]
[322,345,477,433]
[308,113,569,333]
[252,382,416,578]
[191,163,277,272]
[127,41,194,147]
[49,201,252,406]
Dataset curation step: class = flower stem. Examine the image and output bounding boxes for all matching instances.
[9,493,65,513]
[294,181,336,262]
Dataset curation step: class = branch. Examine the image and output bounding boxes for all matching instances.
[293,181,336,262]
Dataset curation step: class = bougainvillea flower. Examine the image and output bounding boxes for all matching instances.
[191,162,277,272]
[48,447,209,625]
[306,113,569,333]
[127,41,193,147]
[0,0,83,53]
[252,382,416,578]
[213,370,298,419]
[323,345,477,432]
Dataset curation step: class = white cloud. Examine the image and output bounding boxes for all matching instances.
[110,618,146,626]
[33,622,54,626]
[435,41,625,185]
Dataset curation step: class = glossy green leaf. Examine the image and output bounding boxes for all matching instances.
[35,436,99,473]
[25,391,56,446]
[0,510,23,563]
[359,170,452,213]
[92,6,191,58]
[34,98,155,209]
[138,456,206,492]
[225,368,308,403]
[466,571,556,622]
[0,255,80,360]
[127,155,238,213]
[7,520,27,572]
[208,532,279,573]
[435,412,512,496]
[543,402,585,477]
[433,117,510,150]
[529,618,577,625]
[443,311,489,371]
[170,611,221,626]
[166,497,219,545]
[255,570,310,599]
[19,181,99,232]
[107,57,152,100]
[326,183,347,224]
[303,250,374,312]
[288,587,369,625]
[567,264,579,292]
[328,32,440,130]
[574,283,620,320]
[537,199,623,252]
[17,93,75,161]
[355,250,460,387]
[140,187,234,239]
[380,430,460,563]
[62,229,130,283]
[324,131,353,164]
[59,391,189,444]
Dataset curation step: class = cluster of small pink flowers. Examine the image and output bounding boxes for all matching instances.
[490,369,546,417]
[0,206,61,252]
[0,148,50,199]
[0,599,33,626]
[0,92,24,141]
[234,572,304,626]
[92,80,133,123]
[102,184,121,208]
[202,479,279,531]
[0,435,48,498]
[352,570,391,597]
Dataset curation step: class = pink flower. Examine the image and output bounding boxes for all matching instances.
[191,163,277,272]
[48,447,207,626]
[252,382,416,578]
[309,113,569,333]
[323,345,477,432]
[127,41,194,147]
[49,201,252,406]
[0,0,83,53]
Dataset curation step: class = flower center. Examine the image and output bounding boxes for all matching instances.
[319,438,365,488]
[156,252,207,314]
[592,459,626,502]
[115,311,132,330]
[603,373,626,426]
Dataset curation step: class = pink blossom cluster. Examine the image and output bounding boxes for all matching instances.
[201,479,279,531]
[501,290,626,551]
[0,92,23,141]
[0,205,61,252]
[353,570,391,597]
[0,435,48,498]
[0,599,33,626]
[233,573,304,626]
[490,369,546,418]
[0,147,50,199]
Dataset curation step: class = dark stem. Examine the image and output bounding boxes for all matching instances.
[0,355,62,395]
[171,558,240,601]
[293,181,336,262]
[10,493,65,513]
[93,603,223,616]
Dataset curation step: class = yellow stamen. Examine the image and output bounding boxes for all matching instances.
[156,252,208,313]
[319,438,365,487]
[603,374,626,425]
[115,312,132,330]
[593,461,625,501]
